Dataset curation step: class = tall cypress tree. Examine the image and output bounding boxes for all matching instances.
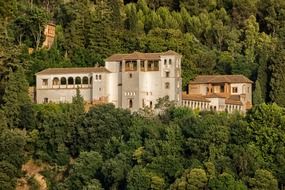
[253,80,263,105]
[269,47,285,106]
[2,66,31,128]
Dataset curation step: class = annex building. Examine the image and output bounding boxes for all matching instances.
[36,50,182,111]
[182,75,253,113]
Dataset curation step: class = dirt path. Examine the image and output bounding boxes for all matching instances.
[16,160,48,190]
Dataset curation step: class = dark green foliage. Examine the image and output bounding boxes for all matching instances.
[2,66,31,128]
[65,151,103,190]
[2,0,285,189]
[79,104,132,154]
[270,48,285,106]
[253,80,263,105]
[249,169,278,190]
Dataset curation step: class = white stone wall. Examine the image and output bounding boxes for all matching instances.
[37,88,92,103]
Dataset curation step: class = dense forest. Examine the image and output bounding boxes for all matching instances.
[1,0,285,189]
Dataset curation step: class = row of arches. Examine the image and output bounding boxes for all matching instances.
[182,100,210,110]
[52,76,91,86]
[52,75,103,86]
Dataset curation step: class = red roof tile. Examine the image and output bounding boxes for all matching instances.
[189,75,253,84]
[36,67,110,75]
[105,50,181,61]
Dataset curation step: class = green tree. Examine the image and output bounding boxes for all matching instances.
[2,66,31,128]
[249,169,278,190]
[208,172,247,190]
[13,5,50,49]
[270,47,285,106]
[253,80,263,105]
[170,168,208,190]
[65,151,103,190]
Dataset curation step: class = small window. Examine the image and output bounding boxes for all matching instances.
[247,87,250,93]
[83,76,89,84]
[220,85,225,93]
[43,97,48,103]
[96,75,98,80]
[165,82,170,89]
[119,62,122,72]
[129,73,133,78]
[164,59,167,65]
[75,77,81,85]
[99,87,102,91]
[169,59,172,65]
[42,79,48,86]
[165,72,170,78]
[60,77,66,85]
[52,78,59,85]
[68,77,74,85]
[142,99,145,107]
[129,99,133,108]
[232,87,238,93]
[140,61,145,71]
[99,75,102,80]
[150,101,153,109]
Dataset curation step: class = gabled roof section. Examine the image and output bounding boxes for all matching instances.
[105,50,181,62]
[205,93,226,98]
[182,93,211,102]
[189,75,253,84]
[36,67,110,75]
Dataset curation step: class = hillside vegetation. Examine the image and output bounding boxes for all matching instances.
[1,0,285,189]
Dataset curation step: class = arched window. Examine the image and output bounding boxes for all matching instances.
[68,77,74,85]
[53,77,59,85]
[129,99,133,108]
[150,101,153,109]
[169,59,172,65]
[99,75,102,80]
[90,76,93,84]
[60,77,66,85]
[83,76,89,84]
[75,76,81,84]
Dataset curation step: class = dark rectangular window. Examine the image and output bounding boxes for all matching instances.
[129,99,133,108]
[44,97,48,103]
[220,85,225,93]
[140,61,145,71]
[166,72,170,78]
[119,62,122,72]
[165,82,170,89]
[232,87,238,93]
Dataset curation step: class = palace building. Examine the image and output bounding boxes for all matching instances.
[182,75,253,113]
[35,50,182,111]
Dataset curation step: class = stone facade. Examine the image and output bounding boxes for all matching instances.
[42,23,56,49]
[36,51,182,111]
[182,75,253,113]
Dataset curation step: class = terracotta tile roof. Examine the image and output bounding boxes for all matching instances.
[182,93,210,102]
[205,93,226,98]
[225,95,242,105]
[105,50,181,61]
[228,95,241,101]
[225,99,242,105]
[189,75,253,84]
[36,67,110,75]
